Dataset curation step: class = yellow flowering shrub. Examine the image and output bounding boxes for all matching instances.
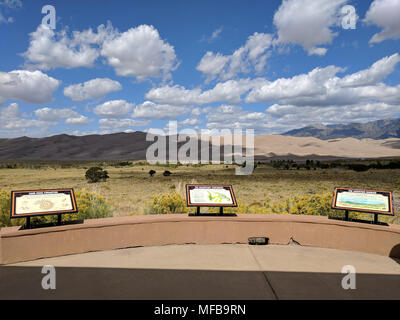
[0,190,25,227]
[287,193,336,216]
[72,190,113,220]
[206,198,270,214]
[143,192,187,214]
[205,193,337,216]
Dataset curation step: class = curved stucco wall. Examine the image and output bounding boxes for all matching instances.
[1,214,400,264]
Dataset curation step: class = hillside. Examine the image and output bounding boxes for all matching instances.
[0,131,399,160]
[283,119,400,140]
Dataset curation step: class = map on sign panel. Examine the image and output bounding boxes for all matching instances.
[190,188,234,205]
[15,192,74,215]
[336,191,389,212]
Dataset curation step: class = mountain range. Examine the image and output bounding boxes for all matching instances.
[282,118,400,140]
[0,121,400,160]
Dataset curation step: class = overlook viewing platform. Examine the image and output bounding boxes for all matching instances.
[1,214,400,264]
[1,214,400,300]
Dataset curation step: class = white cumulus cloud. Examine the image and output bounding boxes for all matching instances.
[340,53,400,87]
[23,23,179,82]
[93,100,134,118]
[132,101,191,120]
[0,103,49,133]
[246,53,400,107]
[99,118,150,129]
[146,78,262,106]
[64,78,122,101]
[197,32,273,81]
[23,23,115,70]
[35,107,78,122]
[364,0,400,44]
[65,115,91,125]
[0,69,60,104]
[266,102,400,131]
[205,105,273,132]
[34,107,90,125]
[246,66,343,103]
[101,25,179,81]
[179,118,202,126]
[273,0,348,55]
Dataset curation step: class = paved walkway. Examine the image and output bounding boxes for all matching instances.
[1,244,400,299]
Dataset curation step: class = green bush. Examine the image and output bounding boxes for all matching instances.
[149,170,156,177]
[163,170,172,177]
[0,190,113,228]
[348,164,370,172]
[143,192,187,214]
[85,167,109,183]
[115,161,132,167]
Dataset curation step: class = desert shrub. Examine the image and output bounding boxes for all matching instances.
[0,190,113,228]
[0,190,25,227]
[206,197,269,215]
[115,161,132,167]
[390,214,400,224]
[287,193,337,216]
[197,193,336,216]
[85,167,109,183]
[69,190,113,220]
[370,160,400,170]
[143,192,187,214]
[210,193,337,216]
[386,161,400,169]
[163,170,172,176]
[153,162,182,168]
[347,164,370,172]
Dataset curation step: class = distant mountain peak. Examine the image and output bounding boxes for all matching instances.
[283,118,400,140]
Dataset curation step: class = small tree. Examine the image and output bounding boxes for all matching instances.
[149,170,156,177]
[85,167,109,183]
[348,164,370,172]
[163,170,171,177]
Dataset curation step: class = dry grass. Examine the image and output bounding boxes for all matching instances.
[0,164,399,222]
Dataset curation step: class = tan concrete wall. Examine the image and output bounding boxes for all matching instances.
[1,214,400,264]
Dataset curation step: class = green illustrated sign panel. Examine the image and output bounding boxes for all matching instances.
[332,187,393,216]
[186,184,237,207]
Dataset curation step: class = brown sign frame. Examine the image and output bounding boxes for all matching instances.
[331,187,394,216]
[186,184,238,207]
[10,188,78,219]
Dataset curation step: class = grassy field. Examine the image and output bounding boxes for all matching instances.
[0,161,399,223]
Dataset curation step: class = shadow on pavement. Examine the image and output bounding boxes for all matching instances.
[1,266,399,300]
[390,243,400,261]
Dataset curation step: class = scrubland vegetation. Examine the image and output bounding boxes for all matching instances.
[0,159,399,227]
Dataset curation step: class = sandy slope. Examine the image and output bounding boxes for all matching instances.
[254,135,400,158]
[0,132,399,160]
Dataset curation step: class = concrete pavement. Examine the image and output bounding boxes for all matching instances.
[1,244,400,299]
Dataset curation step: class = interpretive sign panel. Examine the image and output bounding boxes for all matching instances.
[186,184,237,207]
[10,188,78,218]
[332,187,393,216]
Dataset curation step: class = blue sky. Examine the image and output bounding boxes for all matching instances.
[0,0,399,138]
